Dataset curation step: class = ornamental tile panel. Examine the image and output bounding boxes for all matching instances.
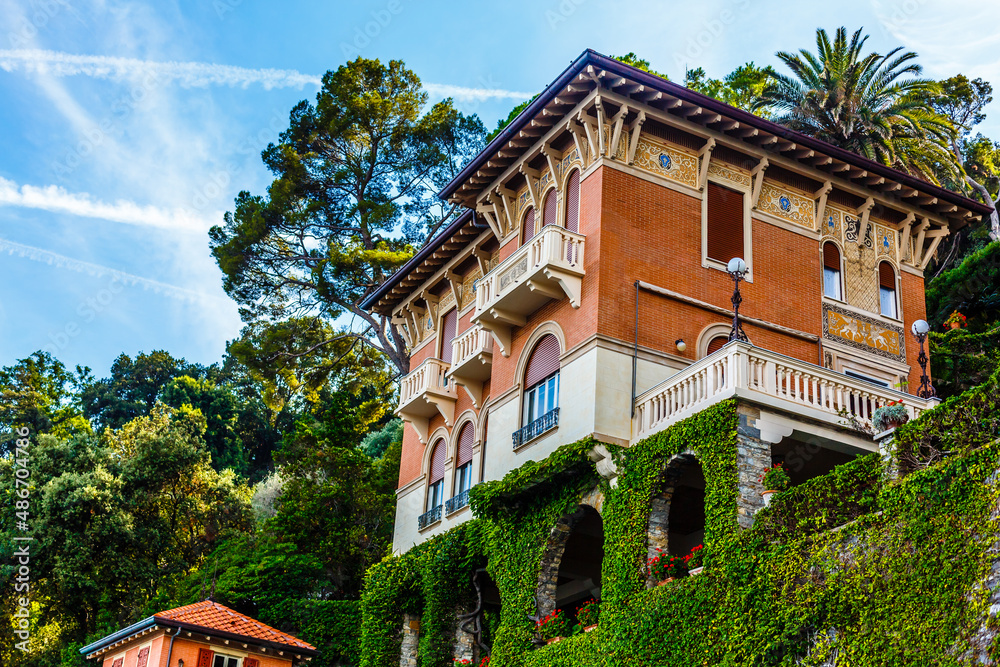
[875,223,897,258]
[823,304,905,362]
[821,206,845,240]
[707,161,751,188]
[758,181,814,228]
[632,136,698,188]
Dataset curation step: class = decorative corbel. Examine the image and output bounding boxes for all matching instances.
[475,204,502,239]
[390,316,413,348]
[486,192,508,236]
[698,137,716,190]
[594,96,606,157]
[495,186,517,235]
[813,180,833,229]
[473,246,492,275]
[541,144,564,192]
[911,217,931,266]
[568,118,593,166]
[919,226,950,270]
[445,270,462,307]
[750,156,769,208]
[520,164,541,210]
[895,212,915,264]
[857,197,875,245]
[625,110,646,164]
[420,291,439,323]
[607,105,628,159]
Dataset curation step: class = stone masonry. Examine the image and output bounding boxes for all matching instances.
[735,403,773,529]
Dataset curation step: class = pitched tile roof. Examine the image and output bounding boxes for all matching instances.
[153,600,316,652]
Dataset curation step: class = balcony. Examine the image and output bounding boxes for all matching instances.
[445,488,471,515]
[396,358,457,443]
[513,407,560,449]
[418,504,442,530]
[473,226,585,356]
[633,341,938,443]
[447,326,494,407]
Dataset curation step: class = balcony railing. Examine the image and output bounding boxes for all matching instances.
[447,326,494,407]
[512,407,560,449]
[472,226,585,356]
[418,504,442,530]
[445,489,471,515]
[396,357,457,443]
[633,341,938,443]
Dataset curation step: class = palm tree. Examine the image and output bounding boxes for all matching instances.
[754,27,957,183]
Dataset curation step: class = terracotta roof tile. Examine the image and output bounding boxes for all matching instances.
[154,600,315,651]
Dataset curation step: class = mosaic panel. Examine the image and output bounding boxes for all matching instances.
[708,161,751,188]
[824,304,905,362]
[843,238,880,314]
[821,206,845,239]
[757,181,815,228]
[632,137,698,188]
[875,223,897,258]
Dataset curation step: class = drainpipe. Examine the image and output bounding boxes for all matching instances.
[631,280,639,418]
[165,628,178,667]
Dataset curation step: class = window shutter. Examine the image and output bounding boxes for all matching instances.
[524,334,561,387]
[197,649,213,667]
[112,659,124,667]
[823,242,840,270]
[136,648,149,667]
[706,336,728,355]
[543,190,557,227]
[440,308,457,364]
[244,659,260,667]
[879,262,895,290]
[457,422,474,466]
[429,438,446,483]
[521,207,535,245]
[565,170,580,233]
[707,182,745,264]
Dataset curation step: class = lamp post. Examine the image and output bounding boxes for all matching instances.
[911,319,936,399]
[727,257,749,342]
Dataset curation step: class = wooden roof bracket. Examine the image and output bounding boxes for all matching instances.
[541,144,564,192]
[607,104,628,158]
[698,137,716,191]
[626,110,646,164]
[751,156,769,208]
[857,196,875,244]
[813,181,833,229]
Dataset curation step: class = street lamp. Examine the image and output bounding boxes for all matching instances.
[911,319,936,399]
[727,257,749,342]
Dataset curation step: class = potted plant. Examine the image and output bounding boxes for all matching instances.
[944,310,967,330]
[873,399,909,432]
[536,609,572,644]
[685,544,705,575]
[479,658,490,667]
[454,660,473,667]
[761,464,790,506]
[648,550,688,584]
[576,598,599,632]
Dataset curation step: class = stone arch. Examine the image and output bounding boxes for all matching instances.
[645,453,706,586]
[696,322,733,359]
[422,425,451,475]
[513,321,567,390]
[451,410,478,457]
[535,488,606,618]
[562,167,582,233]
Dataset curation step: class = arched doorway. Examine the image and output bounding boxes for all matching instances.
[536,503,604,619]
[646,455,706,583]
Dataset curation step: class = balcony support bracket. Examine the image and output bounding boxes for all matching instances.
[543,268,584,308]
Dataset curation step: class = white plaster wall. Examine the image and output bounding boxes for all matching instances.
[392,479,477,554]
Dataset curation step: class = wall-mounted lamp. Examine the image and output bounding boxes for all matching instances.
[675,339,687,353]
[178,661,184,667]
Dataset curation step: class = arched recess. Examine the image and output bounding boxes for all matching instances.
[542,188,558,228]
[535,493,605,618]
[877,260,899,319]
[646,454,705,585]
[520,206,536,246]
[513,321,567,388]
[564,169,581,233]
[696,322,733,359]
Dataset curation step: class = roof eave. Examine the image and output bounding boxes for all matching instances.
[152,617,319,657]
[80,617,158,656]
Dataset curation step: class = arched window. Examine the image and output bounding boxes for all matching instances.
[454,422,475,496]
[706,335,728,356]
[878,262,898,319]
[428,438,445,512]
[823,242,843,300]
[521,206,535,246]
[440,307,457,364]
[565,170,581,233]
[515,334,561,447]
[542,189,557,228]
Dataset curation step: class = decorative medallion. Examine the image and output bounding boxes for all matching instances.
[659,153,672,170]
[632,137,698,188]
[779,196,791,212]
[823,304,905,362]
[758,182,813,227]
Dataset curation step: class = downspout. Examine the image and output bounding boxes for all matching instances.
[164,627,178,667]
[631,280,639,418]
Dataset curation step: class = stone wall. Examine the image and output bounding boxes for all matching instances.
[399,614,419,667]
[735,403,773,529]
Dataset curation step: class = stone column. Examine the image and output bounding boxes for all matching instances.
[735,403,772,529]
[399,614,420,667]
[453,607,475,664]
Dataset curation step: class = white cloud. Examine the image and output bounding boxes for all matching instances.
[0,237,227,304]
[0,177,220,234]
[0,49,537,101]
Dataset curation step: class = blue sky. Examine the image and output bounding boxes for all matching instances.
[1,0,997,377]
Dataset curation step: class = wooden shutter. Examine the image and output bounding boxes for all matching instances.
[456,422,474,466]
[196,649,213,667]
[440,308,457,364]
[565,170,580,233]
[823,242,840,270]
[136,648,149,667]
[112,659,124,667]
[524,334,560,387]
[706,182,745,264]
[879,262,895,290]
[521,207,535,245]
[429,438,446,483]
[706,336,728,355]
[244,659,260,667]
[543,190,557,227]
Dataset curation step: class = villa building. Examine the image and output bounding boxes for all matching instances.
[360,49,991,559]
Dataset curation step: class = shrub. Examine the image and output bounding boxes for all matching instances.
[576,598,600,626]
[761,464,790,491]
[536,609,573,639]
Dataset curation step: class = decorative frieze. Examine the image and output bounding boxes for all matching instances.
[823,303,906,362]
[632,136,698,188]
[757,181,814,228]
[707,161,751,188]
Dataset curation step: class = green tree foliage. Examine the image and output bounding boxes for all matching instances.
[209,57,486,375]
[0,351,91,451]
[685,62,777,115]
[611,52,668,80]
[754,27,956,182]
[161,375,247,475]
[926,241,1000,329]
[361,417,403,458]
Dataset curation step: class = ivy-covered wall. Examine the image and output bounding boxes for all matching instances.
[360,379,1000,666]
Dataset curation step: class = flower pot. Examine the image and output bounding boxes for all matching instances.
[689,566,705,576]
[545,637,562,645]
[656,577,675,587]
[950,322,961,329]
[761,490,778,506]
[583,624,598,633]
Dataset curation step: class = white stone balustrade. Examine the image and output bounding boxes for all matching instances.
[448,326,493,408]
[633,341,937,443]
[396,357,456,443]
